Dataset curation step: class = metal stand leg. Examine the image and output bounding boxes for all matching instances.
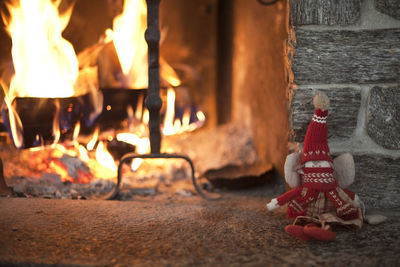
[0,158,12,196]
[106,153,219,200]
[106,1,219,201]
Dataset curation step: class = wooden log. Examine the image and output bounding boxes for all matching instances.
[97,41,124,89]
[203,163,274,189]
[164,122,272,182]
[0,158,11,196]
[3,97,84,148]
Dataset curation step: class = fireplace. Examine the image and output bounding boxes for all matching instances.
[0,0,398,209]
[1,1,399,266]
[0,0,289,199]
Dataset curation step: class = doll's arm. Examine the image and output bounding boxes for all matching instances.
[266,187,303,211]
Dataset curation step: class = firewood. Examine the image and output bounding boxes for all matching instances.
[164,122,271,181]
[97,41,124,88]
[0,157,12,196]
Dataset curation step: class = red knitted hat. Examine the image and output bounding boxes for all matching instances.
[301,94,332,164]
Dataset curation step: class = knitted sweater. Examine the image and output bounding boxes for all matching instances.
[276,167,359,221]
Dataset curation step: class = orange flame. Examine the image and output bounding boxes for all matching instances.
[72,121,81,143]
[3,0,78,100]
[96,141,117,173]
[52,100,61,146]
[163,88,177,136]
[116,133,150,171]
[0,0,206,183]
[87,127,99,151]
[108,0,180,88]
[1,82,23,148]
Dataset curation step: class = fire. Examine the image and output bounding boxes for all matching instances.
[116,133,150,171]
[162,88,206,136]
[163,88,177,136]
[52,100,61,146]
[0,0,206,185]
[108,0,180,88]
[1,82,23,148]
[87,127,99,151]
[95,141,117,173]
[2,0,78,100]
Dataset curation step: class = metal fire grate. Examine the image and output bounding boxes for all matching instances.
[107,0,215,200]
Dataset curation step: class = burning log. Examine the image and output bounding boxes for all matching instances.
[96,40,179,89]
[1,85,201,150]
[106,139,136,160]
[2,95,88,148]
[0,88,147,148]
[99,88,146,130]
[97,41,123,88]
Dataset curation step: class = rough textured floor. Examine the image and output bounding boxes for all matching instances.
[0,193,399,267]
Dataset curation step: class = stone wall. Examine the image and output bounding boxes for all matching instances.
[289,0,400,210]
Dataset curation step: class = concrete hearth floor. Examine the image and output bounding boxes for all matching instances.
[0,190,399,266]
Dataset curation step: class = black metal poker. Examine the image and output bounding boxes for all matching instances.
[107,0,214,200]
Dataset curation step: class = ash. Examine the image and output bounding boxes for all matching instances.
[1,144,211,200]
[8,175,115,199]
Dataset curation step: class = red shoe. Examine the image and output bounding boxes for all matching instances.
[303,225,336,241]
[285,225,311,242]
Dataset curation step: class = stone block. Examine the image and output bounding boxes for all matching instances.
[291,88,361,142]
[367,86,400,150]
[290,0,361,25]
[375,0,400,20]
[349,155,400,210]
[293,29,400,84]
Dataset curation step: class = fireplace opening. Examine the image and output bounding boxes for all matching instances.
[0,0,289,199]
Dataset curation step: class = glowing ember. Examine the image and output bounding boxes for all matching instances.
[26,144,93,184]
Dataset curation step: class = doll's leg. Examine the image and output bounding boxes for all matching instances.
[284,217,318,242]
[303,223,336,241]
[285,225,312,242]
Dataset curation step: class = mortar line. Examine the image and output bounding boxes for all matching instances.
[296,83,399,90]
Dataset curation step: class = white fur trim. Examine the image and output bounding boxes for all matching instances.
[266,198,280,211]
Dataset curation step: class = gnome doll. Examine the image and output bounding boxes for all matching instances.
[266,93,363,241]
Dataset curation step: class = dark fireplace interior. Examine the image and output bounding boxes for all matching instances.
[0,0,289,199]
